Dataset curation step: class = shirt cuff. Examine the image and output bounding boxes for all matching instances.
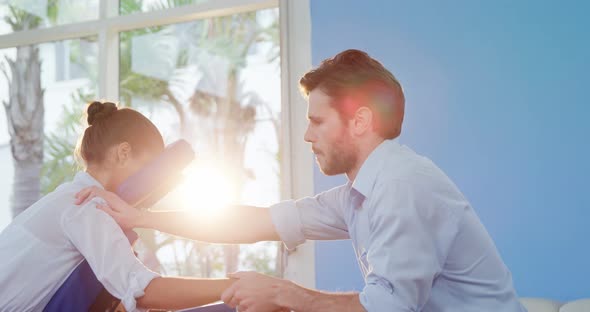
[269,200,306,250]
[359,278,396,312]
[121,266,160,312]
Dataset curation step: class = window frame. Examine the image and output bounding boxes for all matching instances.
[0,0,315,287]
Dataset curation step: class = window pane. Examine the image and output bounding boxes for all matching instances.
[0,37,98,230]
[120,0,209,16]
[119,8,281,277]
[0,1,99,35]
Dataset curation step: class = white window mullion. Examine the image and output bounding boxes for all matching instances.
[0,0,276,49]
[0,22,101,49]
[279,0,315,289]
[108,0,277,33]
[98,0,120,100]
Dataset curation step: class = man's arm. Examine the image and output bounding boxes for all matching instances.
[76,186,281,244]
[136,207,281,244]
[277,281,365,312]
[354,181,459,311]
[221,272,366,312]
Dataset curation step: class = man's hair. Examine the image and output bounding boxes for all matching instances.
[299,49,405,139]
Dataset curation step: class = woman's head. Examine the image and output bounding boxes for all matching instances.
[77,101,164,190]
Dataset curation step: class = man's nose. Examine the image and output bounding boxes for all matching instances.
[304,124,314,143]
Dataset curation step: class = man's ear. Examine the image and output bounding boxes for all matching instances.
[116,142,132,167]
[351,106,373,136]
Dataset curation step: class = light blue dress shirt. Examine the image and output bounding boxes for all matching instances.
[270,140,526,312]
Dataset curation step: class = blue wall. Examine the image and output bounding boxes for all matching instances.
[310,0,590,301]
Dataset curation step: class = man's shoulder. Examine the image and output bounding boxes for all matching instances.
[379,147,454,189]
[373,156,468,217]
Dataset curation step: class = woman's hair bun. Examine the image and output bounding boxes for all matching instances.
[87,101,118,125]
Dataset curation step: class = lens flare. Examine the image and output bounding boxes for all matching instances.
[153,161,238,218]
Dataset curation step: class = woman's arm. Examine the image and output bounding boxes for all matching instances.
[62,198,234,310]
[138,277,234,310]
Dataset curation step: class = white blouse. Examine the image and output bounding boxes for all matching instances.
[0,172,159,312]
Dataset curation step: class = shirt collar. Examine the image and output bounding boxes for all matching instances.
[351,139,400,199]
[74,171,105,189]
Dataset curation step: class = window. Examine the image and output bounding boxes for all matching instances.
[119,7,281,277]
[0,0,313,284]
[0,0,99,35]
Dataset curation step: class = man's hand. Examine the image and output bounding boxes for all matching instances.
[75,186,140,230]
[221,272,288,312]
[222,272,366,312]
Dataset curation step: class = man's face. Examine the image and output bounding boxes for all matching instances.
[304,89,358,176]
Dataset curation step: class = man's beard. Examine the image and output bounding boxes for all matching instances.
[317,134,358,176]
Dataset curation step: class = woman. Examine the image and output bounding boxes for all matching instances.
[0,101,233,311]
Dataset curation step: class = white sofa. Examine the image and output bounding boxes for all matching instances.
[520,298,590,312]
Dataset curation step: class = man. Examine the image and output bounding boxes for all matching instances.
[77,49,526,311]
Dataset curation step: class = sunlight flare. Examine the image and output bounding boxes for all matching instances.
[174,161,238,217]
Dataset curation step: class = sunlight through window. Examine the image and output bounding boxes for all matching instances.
[176,162,238,218]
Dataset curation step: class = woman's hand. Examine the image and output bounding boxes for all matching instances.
[75,186,141,230]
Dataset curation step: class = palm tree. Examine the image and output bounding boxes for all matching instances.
[1,2,58,218]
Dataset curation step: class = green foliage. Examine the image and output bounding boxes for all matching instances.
[241,244,279,276]
[147,0,205,12]
[120,0,206,16]
[4,0,60,31]
[41,89,93,194]
[119,0,143,16]
[4,5,41,31]
[119,22,169,107]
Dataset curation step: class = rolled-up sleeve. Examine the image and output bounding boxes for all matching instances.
[359,180,461,312]
[61,198,159,311]
[270,185,350,250]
